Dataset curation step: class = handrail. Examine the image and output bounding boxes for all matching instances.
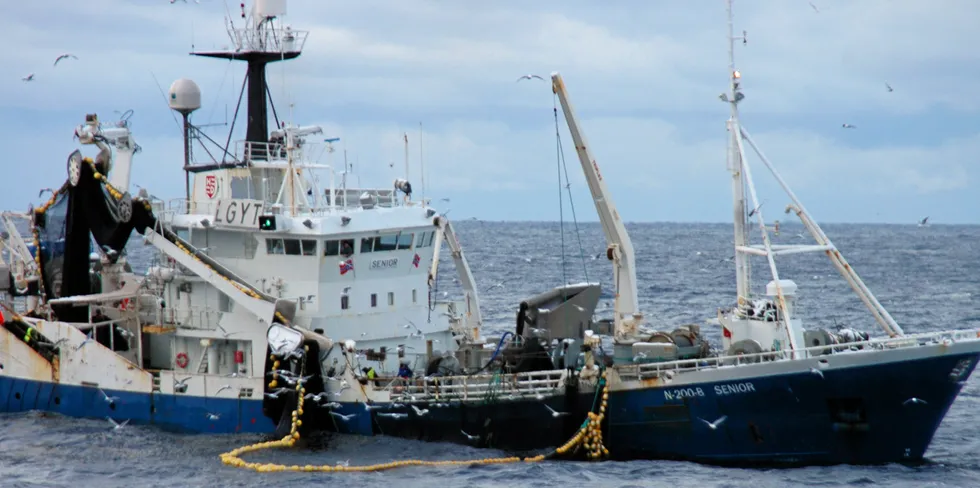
[628,328,980,378]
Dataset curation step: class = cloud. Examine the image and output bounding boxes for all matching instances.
[0,0,976,223]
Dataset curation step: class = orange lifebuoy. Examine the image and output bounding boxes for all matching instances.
[176,352,189,369]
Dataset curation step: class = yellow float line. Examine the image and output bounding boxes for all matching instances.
[221,367,610,473]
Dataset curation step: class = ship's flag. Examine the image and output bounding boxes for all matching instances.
[412,253,421,268]
[339,259,354,275]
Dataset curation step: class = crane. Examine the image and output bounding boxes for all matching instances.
[550,72,643,342]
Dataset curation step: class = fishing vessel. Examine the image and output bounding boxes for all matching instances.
[303,1,980,466]
[0,0,597,435]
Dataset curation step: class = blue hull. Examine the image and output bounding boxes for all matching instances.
[607,352,980,465]
[0,376,276,434]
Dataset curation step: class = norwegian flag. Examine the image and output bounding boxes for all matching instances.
[412,253,421,268]
[339,259,354,275]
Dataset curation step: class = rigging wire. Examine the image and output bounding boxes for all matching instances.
[553,94,591,286]
[554,101,567,289]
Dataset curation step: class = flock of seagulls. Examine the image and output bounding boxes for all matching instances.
[21,53,77,83]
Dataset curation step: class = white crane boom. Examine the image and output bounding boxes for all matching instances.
[550,72,642,341]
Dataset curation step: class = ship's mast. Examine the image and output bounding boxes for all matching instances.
[726,0,751,305]
[190,1,307,151]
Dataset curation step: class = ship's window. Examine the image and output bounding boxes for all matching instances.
[376,233,399,251]
[388,292,394,306]
[324,239,354,257]
[218,292,232,313]
[361,237,374,253]
[230,176,251,199]
[284,239,301,255]
[371,293,377,308]
[341,295,349,310]
[428,231,436,247]
[175,227,190,242]
[417,231,435,248]
[397,232,414,250]
[266,238,285,255]
[416,232,426,248]
[412,289,418,304]
[301,239,317,256]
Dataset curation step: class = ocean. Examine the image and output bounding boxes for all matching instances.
[1,221,978,487]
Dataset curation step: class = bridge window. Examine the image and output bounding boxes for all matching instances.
[397,232,414,250]
[341,295,349,310]
[301,239,317,256]
[324,238,355,257]
[266,238,317,256]
[376,234,399,251]
[360,237,374,253]
[416,231,436,248]
[283,239,301,255]
[412,289,417,304]
[388,292,394,306]
[266,238,285,255]
[370,293,377,308]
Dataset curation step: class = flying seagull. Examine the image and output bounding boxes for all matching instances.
[842,123,856,129]
[54,54,78,66]
[885,82,893,92]
[22,73,34,82]
[516,74,544,82]
[808,2,819,13]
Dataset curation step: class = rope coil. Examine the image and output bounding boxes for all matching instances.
[220,369,610,473]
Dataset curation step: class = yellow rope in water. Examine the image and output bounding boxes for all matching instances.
[220,366,610,473]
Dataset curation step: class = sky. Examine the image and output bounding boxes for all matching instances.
[1,0,978,224]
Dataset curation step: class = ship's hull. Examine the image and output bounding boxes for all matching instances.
[3,341,978,466]
[0,376,276,434]
[605,346,980,465]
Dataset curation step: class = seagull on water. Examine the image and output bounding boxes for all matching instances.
[107,417,129,430]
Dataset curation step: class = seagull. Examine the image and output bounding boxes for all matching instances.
[411,405,429,416]
[53,53,78,66]
[305,392,328,403]
[330,411,357,422]
[22,73,34,82]
[543,404,568,418]
[173,376,191,389]
[842,123,856,129]
[809,367,825,379]
[363,402,386,411]
[699,415,728,430]
[461,430,480,442]
[378,412,408,419]
[918,216,929,227]
[214,385,233,395]
[98,388,119,404]
[903,397,928,406]
[206,412,221,421]
[264,387,289,399]
[885,82,893,92]
[808,1,819,13]
[75,336,93,351]
[747,201,765,218]
[516,74,545,82]
[106,417,129,430]
[336,460,350,467]
[323,402,342,409]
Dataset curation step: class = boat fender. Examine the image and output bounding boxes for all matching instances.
[176,352,189,369]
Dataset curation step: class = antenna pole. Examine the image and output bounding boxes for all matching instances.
[726,0,751,303]
[419,122,425,205]
[182,112,192,209]
[403,133,409,184]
